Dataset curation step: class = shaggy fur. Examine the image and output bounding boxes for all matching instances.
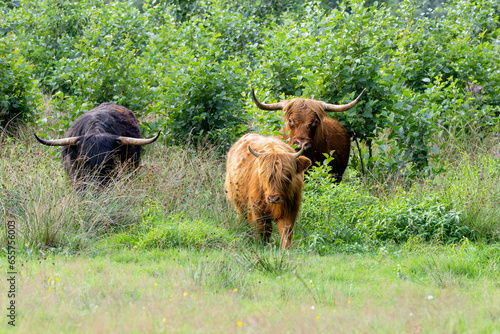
[57,103,144,186]
[283,99,350,182]
[225,133,311,248]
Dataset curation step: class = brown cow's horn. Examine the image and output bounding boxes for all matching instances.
[252,88,286,111]
[34,133,78,146]
[116,132,161,146]
[293,146,305,159]
[322,88,366,112]
[248,145,262,158]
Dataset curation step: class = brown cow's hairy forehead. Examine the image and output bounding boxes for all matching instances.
[258,153,298,190]
[283,98,327,122]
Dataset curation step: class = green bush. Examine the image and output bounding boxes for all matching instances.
[181,2,262,61]
[3,0,98,92]
[162,53,250,146]
[0,40,41,132]
[38,1,162,136]
[2,0,499,183]
[296,162,475,254]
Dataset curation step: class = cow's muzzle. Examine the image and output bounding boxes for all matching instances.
[267,195,283,204]
[292,138,312,151]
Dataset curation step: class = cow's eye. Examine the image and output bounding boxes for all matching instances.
[288,118,292,123]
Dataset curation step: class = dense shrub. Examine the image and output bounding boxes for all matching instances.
[296,163,475,254]
[161,53,250,146]
[3,0,98,92]
[5,0,498,154]
[0,39,41,132]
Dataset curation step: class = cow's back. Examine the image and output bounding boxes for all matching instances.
[66,103,141,138]
[225,134,260,211]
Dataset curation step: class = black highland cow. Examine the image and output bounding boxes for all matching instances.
[35,103,160,187]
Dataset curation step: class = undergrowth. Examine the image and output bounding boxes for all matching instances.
[1,126,499,255]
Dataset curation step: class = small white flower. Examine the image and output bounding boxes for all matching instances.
[310,306,315,310]
[409,313,413,316]
[309,280,313,283]
[427,295,434,300]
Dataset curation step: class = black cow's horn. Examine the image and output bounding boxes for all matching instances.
[116,132,161,146]
[293,146,305,159]
[248,145,262,158]
[322,88,366,112]
[34,133,78,146]
[252,88,286,111]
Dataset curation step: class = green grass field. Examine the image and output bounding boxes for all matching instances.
[7,244,500,333]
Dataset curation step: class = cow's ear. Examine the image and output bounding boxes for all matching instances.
[296,156,311,174]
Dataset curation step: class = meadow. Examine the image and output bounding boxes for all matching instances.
[8,245,500,333]
[1,0,500,332]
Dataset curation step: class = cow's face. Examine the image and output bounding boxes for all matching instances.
[256,153,311,205]
[283,99,326,152]
[287,112,321,151]
[74,135,118,171]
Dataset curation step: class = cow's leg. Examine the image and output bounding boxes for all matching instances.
[234,204,245,222]
[259,219,273,243]
[277,219,295,249]
[248,210,272,244]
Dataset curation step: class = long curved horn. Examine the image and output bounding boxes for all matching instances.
[323,88,366,112]
[293,146,305,159]
[248,145,262,158]
[116,132,161,146]
[34,133,78,146]
[252,88,286,111]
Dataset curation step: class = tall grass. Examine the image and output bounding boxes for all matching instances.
[0,127,235,253]
[0,129,148,252]
[1,122,499,254]
[431,133,500,241]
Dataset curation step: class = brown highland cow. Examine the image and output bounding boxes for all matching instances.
[252,88,365,182]
[225,133,311,248]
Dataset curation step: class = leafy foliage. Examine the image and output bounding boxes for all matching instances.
[4,0,499,158]
[162,53,250,146]
[296,162,475,254]
[0,40,41,132]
